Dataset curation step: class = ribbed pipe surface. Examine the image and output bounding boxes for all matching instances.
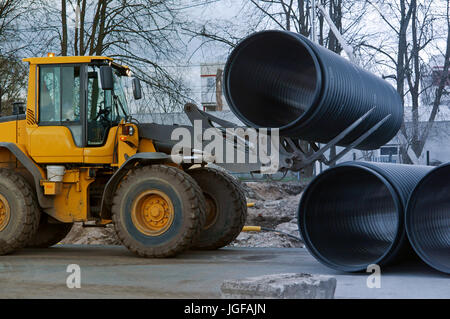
[297,162,432,272]
[224,30,403,150]
[406,163,450,274]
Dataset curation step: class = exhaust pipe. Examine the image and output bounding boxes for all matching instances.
[223,30,403,150]
[406,163,450,274]
[297,162,432,272]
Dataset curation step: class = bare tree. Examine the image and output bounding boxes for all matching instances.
[417,1,450,157]
[0,0,28,115]
[0,56,27,115]
[365,0,450,163]
[184,1,311,45]
[19,0,197,113]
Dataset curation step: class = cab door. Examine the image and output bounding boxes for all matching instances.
[83,64,119,164]
[29,64,84,163]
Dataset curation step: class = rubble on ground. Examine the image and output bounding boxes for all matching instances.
[60,223,121,245]
[229,181,304,248]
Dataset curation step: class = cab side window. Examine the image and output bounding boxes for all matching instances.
[39,66,61,122]
[39,65,82,146]
[61,67,80,121]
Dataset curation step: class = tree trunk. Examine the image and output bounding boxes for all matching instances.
[95,0,108,55]
[215,69,223,111]
[61,0,68,56]
[79,0,86,55]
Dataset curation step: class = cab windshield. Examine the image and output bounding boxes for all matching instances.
[87,64,129,146]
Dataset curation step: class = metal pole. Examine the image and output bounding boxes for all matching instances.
[316,4,355,62]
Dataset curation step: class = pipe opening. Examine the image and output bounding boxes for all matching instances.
[299,166,400,271]
[225,32,320,128]
[407,165,450,273]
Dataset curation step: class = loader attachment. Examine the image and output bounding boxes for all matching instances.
[137,103,392,174]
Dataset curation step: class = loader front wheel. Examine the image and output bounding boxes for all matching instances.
[0,169,40,255]
[27,214,73,248]
[188,167,247,250]
[112,165,206,257]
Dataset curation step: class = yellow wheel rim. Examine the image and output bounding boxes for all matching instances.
[131,190,175,236]
[0,194,11,232]
[203,194,218,230]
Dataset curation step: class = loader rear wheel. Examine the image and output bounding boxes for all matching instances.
[112,165,206,257]
[0,169,40,255]
[27,214,73,248]
[188,167,247,250]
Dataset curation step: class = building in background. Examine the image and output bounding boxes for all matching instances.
[200,63,229,111]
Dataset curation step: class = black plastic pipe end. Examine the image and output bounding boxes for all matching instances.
[223,31,322,129]
[406,163,450,275]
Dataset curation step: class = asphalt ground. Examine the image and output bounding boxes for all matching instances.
[0,245,448,299]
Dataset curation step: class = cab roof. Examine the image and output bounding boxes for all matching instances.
[23,56,130,74]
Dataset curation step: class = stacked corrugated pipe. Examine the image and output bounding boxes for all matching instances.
[297,162,450,274]
[223,30,449,275]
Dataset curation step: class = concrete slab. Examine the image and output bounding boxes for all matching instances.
[220,273,337,299]
[0,245,448,299]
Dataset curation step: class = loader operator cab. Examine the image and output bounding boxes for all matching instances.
[39,61,133,147]
[25,55,142,163]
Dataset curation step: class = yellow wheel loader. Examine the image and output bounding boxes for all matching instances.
[0,49,399,258]
[0,55,247,257]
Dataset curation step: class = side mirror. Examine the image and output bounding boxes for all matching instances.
[132,77,142,100]
[100,66,114,90]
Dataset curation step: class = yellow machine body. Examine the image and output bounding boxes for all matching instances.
[0,55,159,224]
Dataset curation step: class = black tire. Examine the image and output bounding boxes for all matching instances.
[27,214,73,248]
[112,165,206,257]
[188,167,247,250]
[0,169,40,255]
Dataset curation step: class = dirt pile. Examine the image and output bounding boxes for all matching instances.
[229,181,304,248]
[60,181,305,248]
[61,223,120,245]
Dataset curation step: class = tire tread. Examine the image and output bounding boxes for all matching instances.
[111,165,206,257]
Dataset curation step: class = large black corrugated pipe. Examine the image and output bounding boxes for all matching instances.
[297,162,432,272]
[406,163,450,274]
[223,30,403,150]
